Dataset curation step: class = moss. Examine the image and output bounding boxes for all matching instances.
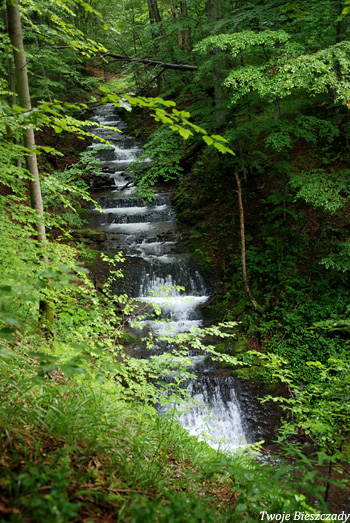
[233,365,277,387]
[71,229,107,244]
[214,342,227,353]
[234,337,249,354]
[230,298,248,317]
[119,331,139,346]
[233,366,261,381]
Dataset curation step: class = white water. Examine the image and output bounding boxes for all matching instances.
[95,205,170,215]
[176,380,247,450]
[87,103,248,451]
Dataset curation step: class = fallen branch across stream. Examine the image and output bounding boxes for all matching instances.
[38,47,199,72]
[101,52,199,72]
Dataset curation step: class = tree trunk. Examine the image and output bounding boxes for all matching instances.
[7,0,47,245]
[234,172,263,312]
[169,0,182,47]
[147,0,165,37]
[8,57,22,169]
[206,0,228,127]
[336,0,344,43]
[181,1,191,49]
[7,0,52,326]
[169,0,191,50]
[149,0,162,23]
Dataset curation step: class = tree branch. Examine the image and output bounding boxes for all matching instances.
[234,171,263,313]
[101,52,199,72]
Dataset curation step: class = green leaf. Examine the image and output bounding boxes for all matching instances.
[211,135,228,143]
[203,136,214,146]
[0,348,13,359]
[12,104,25,113]
[39,268,59,278]
[1,315,19,327]
[0,327,16,339]
[0,285,12,294]
[40,146,64,156]
[178,128,192,140]
[159,100,176,107]
[214,142,230,154]
[118,99,132,112]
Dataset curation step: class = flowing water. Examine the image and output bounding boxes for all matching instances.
[86,104,280,452]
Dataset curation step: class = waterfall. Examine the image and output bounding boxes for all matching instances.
[86,103,249,452]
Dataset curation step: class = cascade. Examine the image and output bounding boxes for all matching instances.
[85,104,272,451]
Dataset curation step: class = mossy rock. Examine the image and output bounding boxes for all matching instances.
[233,365,263,382]
[234,337,249,354]
[72,229,107,244]
[230,298,248,317]
[214,342,227,353]
[233,365,278,387]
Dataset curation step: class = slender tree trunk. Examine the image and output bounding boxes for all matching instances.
[7,0,52,326]
[8,57,22,169]
[5,8,21,169]
[147,0,166,91]
[169,0,182,48]
[181,1,191,49]
[147,0,165,37]
[234,172,262,312]
[149,0,162,23]
[169,0,191,50]
[8,58,16,106]
[7,0,47,245]
[324,460,332,502]
[336,0,344,43]
[206,0,228,127]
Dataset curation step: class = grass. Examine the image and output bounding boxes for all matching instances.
[0,339,241,522]
[0,265,330,522]
[0,333,332,522]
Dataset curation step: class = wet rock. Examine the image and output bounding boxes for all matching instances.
[71,229,107,244]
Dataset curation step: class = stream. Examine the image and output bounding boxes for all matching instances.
[85,103,281,452]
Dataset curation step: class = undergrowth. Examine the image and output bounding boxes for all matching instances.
[0,345,234,522]
[0,335,330,522]
[0,252,330,521]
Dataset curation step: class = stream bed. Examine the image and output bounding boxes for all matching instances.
[85,103,281,452]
